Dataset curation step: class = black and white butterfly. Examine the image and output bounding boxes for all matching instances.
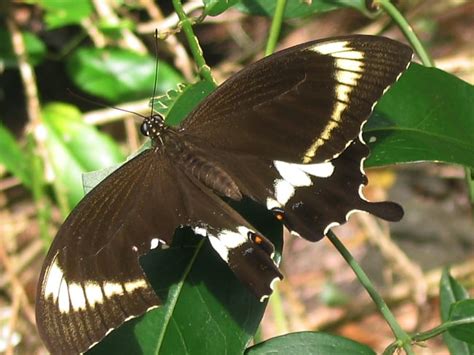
[36,35,412,354]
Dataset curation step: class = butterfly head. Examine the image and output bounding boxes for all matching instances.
[140,113,166,142]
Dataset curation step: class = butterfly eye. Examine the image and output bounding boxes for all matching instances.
[140,122,150,136]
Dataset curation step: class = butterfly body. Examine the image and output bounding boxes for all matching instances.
[36,35,413,354]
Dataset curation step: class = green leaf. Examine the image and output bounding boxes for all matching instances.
[236,0,367,19]
[38,0,93,29]
[203,0,240,16]
[0,123,31,187]
[152,79,216,126]
[88,202,283,354]
[448,300,474,345]
[440,269,474,354]
[0,29,46,68]
[66,47,183,102]
[366,63,474,168]
[42,102,125,207]
[246,331,376,354]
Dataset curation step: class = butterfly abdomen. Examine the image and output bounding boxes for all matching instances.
[167,137,243,200]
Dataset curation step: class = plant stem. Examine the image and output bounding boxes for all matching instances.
[327,230,414,355]
[7,15,53,247]
[376,0,434,67]
[263,0,289,334]
[265,0,287,56]
[171,0,216,86]
[269,283,289,334]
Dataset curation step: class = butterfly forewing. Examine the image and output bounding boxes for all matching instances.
[183,35,412,163]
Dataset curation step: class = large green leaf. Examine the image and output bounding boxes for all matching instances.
[89,202,283,354]
[237,0,367,18]
[0,123,31,187]
[38,0,93,29]
[440,270,474,354]
[366,63,474,168]
[0,29,46,68]
[42,103,124,207]
[246,331,376,354]
[66,47,183,103]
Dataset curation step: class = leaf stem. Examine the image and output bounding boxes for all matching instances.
[171,0,216,86]
[269,283,289,334]
[376,0,434,67]
[265,0,287,56]
[327,231,414,355]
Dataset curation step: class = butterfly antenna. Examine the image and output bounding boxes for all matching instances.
[66,89,148,120]
[150,29,161,119]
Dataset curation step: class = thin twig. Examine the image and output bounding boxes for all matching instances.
[6,14,52,245]
[357,213,427,306]
[0,239,44,289]
[137,1,204,35]
[5,287,21,355]
[80,16,107,48]
[0,229,36,326]
[139,0,195,80]
[82,99,150,125]
[92,0,147,53]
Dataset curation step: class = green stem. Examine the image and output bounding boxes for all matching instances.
[269,283,289,333]
[376,0,434,67]
[265,0,287,56]
[172,0,216,86]
[327,231,414,355]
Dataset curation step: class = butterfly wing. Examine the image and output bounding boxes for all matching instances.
[36,149,281,354]
[182,35,412,240]
[183,35,412,164]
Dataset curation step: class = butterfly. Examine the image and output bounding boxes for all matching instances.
[36,35,412,353]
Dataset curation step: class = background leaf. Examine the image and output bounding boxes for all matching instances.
[38,0,93,29]
[245,331,376,354]
[203,0,240,16]
[448,300,474,345]
[366,63,474,168]
[236,0,368,18]
[440,270,474,354]
[0,123,31,187]
[66,47,183,102]
[42,102,125,207]
[0,29,46,68]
